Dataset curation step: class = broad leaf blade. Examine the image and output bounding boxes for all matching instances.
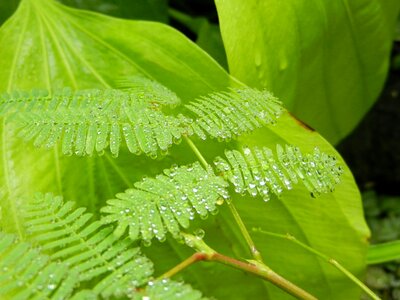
[215,0,400,144]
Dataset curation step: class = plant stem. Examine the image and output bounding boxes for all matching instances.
[184,137,263,262]
[158,253,208,279]
[183,138,316,298]
[253,228,381,300]
[160,249,317,300]
[330,260,380,300]
[211,253,317,300]
[227,201,263,262]
[184,136,209,169]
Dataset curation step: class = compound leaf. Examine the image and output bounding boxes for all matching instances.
[185,88,282,141]
[102,162,229,243]
[24,193,154,298]
[215,145,343,201]
[0,232,78,300]
[1,88,189,158]
[132,279,209,300]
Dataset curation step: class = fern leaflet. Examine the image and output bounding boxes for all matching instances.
[0,232,78,300]
[185,88,283,140]
[23,193,154,298]
[116,75,181,107]
[1,85,286,160]
[101,162,229,243]
[1,89,190,158]
[214,145,343,201]
[131,279,208,300]
[2,85,285,158]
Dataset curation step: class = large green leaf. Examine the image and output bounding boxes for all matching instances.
[0,0,369,299]
[215,0,400,144]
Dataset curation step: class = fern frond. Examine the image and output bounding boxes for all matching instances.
[185,88,283,140]
[1,89,190,157]
[0,232,78,299]
[214,145,343,201]
[131,279,208,300]
[23,193,154,298]
[101,162,229,243]
[116,75,181,107]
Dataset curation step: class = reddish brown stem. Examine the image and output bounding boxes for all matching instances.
[160,251,317,300]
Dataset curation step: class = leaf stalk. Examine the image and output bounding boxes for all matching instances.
[161,234,317,300]
[253,228,381,300]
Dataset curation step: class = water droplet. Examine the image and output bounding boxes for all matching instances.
[142,239,151,247]
[216,198,224,205]
[255,52,262,67]
[193,228,205,239]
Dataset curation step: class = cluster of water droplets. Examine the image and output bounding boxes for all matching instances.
[23,193,155,298]
[0,232,78,299]
[116,75,182,108]
[131,279,204,300]
[0,89,52,116]
[93,252,153,298]
[185,87,283,141]
[214,144,343,202]
[6,87,193,158]
[102,162,229,244]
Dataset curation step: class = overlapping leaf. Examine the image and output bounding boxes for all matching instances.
[1,88,191,158]
[185,88,282,140]
[214,145,343,202]
[24,193,154,298]
[215,0,400,144]
[131,279,209,300]
[102,162,229,243]
[1,85,285,160]
[0,232,78,299]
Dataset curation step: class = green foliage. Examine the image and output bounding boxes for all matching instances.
[0,86,283,158]
[215,145,342,201]
[215,0,400,144]
[0,0,371,299]
[368,241,400,264]
[131,279,208,300]
[102,162,228,242]
[1,194,208,299]
[0,88,189,158]
[185,88,282,140]
[0,232,78,299]
[24,193,153,298]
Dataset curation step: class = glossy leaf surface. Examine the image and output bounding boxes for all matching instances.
[216,0,400,143]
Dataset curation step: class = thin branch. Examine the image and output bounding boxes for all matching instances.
[184,136,263,262]
[161,234,317,300]
[227,201,263,262]
[253,228,380,300]
[158,253,208,279]
[184,136,209,169]
[211,252,316,300]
